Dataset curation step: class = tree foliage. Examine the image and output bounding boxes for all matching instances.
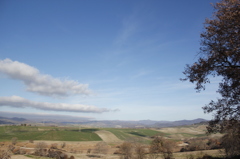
[119,142,133,159]
[182,0,240,133]
[150,137,174,159]
[93,142,108,155]
[182,0,240,157]
[221,124,240,157]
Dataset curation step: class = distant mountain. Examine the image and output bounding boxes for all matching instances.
[0,116,208,128]
[11,117,27,122]
[0,120,14,124]
[63,118,208,128]
[0,116,28,124]
[153,118,208,128]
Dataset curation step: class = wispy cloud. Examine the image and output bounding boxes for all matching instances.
[0,96,109,113]
[116,19,138,46]
[131,70,152,79]
[114,9,142,48]
[0,58,91,97]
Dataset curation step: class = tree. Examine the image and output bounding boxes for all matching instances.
[182,0,240,132]
[149,137,174,159]
[35,142,48,156]
[134,143,146,159]
[119,142,133,159]
[0,147,12,159]
[11,137,18,145]
[221,125,240,157]
[93,142,108,155]
[182,0,240,157]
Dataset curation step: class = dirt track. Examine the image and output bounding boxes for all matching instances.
[95,130,122,143]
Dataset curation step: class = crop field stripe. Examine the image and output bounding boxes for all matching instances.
[0,126,102,141]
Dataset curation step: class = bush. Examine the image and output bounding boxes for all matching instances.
[185,154,194,159]
[11,137,18,145]
[119,142,133,159]
[47,149,69,159]
[206,138,221,150]
[69,156,75,159]
[93,142,108,154]
[183,138,212,152]
[35,142,48,156]
[0,149,11,159]
[50,143,58,149]
[61,142,66,148]
[134,143,146,159]
[150,136,175,159]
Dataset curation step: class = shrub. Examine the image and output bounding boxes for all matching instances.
[61,142,66,148]
[11,137,18,145]
[206,138,221,150]
[0,149,11,159]
[119,142,133,159]
[35,142,48,156]
[185,154,194,159]
[87,148,91,154]
[134,143,146,159]
[150,136,175,159]
[69,156,75,159]
[93,142,108,154]
[50,143,58,149]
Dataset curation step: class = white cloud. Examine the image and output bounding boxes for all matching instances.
[0,96,109,113]
[0,58,91,97]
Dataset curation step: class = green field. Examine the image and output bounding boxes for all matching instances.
[0,126,102,141]
[0,125,210,142]
[104,128,165,140]
[102,128,169,144]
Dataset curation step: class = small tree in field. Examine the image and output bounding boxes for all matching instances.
[35,142,47,156]
[61,142,66,148]
[93,142,108,155]
[0,149,11,159]
[150,137,174,159]
[119,142,133,159]
[11,137,18,145]
[134,143,146,159]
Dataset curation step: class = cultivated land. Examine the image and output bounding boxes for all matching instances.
[0,126,101,141]
[0,124,223,159]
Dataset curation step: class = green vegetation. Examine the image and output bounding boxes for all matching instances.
[0,126,101,141]
[0,125,212,143]
[104,128,167,144]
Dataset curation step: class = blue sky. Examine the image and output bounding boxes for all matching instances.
[0,0,220,121]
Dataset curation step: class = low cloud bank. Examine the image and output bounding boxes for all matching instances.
[0,96,109,113]
[0,58,91,97]
[0,111,94,121]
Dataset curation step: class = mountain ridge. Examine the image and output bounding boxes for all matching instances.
[0,116,208,128]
